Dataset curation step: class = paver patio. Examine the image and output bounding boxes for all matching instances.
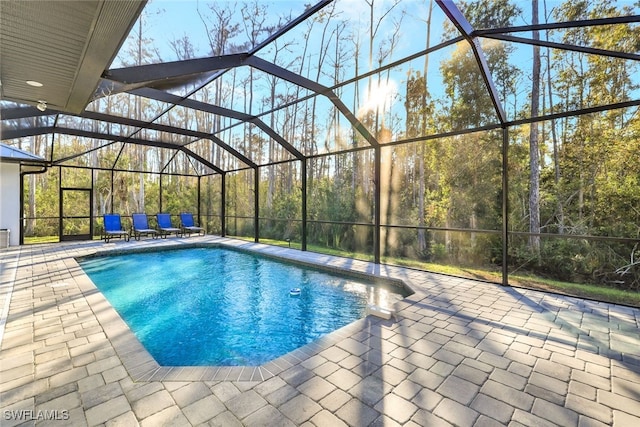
[1,236,639,426]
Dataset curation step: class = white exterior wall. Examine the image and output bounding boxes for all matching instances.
[0,162,21,246]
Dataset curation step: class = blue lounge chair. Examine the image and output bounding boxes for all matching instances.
[132,213,158,240]
[179,212,205,237]
[156,213,182,238]
[102,213,130,243]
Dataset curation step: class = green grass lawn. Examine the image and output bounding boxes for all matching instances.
[24,236,59,244]
[24,235,104,244]
[237,236,640,308]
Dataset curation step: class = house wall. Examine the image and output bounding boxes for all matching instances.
[0,162,20,246]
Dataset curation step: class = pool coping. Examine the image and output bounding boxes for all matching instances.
[75,237,416,382]
[78,241,412,295]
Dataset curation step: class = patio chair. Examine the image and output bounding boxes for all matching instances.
[179,212,205,237]
[156,213,182,238]
[131,213,158,240]
[102,213,130,243]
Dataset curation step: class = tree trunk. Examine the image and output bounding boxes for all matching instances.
[529,0,541,254]
[543,0,563,234]
[417,0,434,255]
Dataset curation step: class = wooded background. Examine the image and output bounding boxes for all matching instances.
[11,0,640,291]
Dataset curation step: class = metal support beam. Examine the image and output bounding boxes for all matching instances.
[254,166,259,243]
[131,87,253,121]
[0,106,52,120]
[131,87,304,160]
[110,170,114,211]
[207,135,256,168]
[58,168,62,241]
[82,110,257,168]
[301,159,307,251]
[19,170,24,245]
[20,126,225,175]
[248,0,333,55]
[374,145,381,264]
[180,146,224,175]
[502,127,509,286]
[197,176,201,226]
[221,173,226,237]
[484,33,640,61]
[160,151,180,174]
[245,56,379,148]
[159,174,163,212]
[250,119,305,160]
[436,0,507,124]
[1,126,59,140]
[90,171,95,239]
[0,106,254,170]
[103,53,250,85]
[476,15,640,35]
[20,166,48,245]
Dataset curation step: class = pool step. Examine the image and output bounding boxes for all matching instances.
[367,304,394,320]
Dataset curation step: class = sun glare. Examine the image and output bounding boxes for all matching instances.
[358,79,398,118]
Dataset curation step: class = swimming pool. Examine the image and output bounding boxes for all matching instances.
[79,246,409,366]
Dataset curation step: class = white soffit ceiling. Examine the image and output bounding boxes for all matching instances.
[0,0,146,114]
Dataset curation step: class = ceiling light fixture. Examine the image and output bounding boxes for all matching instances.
[36,100,47,112]
[26,80,44,87]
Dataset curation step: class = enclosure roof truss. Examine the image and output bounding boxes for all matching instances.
[1,0,639,176]
[102,53,380,151]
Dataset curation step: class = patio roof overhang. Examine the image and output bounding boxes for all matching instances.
[0,0,147,114]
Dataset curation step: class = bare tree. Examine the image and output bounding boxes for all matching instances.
[418,0,434,253]
[543,0,563,234]
[529,0,541,253]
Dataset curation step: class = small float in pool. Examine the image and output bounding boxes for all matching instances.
[289,288,301,296]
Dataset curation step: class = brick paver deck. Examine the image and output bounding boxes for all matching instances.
[1,236,639,426]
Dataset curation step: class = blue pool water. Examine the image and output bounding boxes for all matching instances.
[79,247,407,366]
